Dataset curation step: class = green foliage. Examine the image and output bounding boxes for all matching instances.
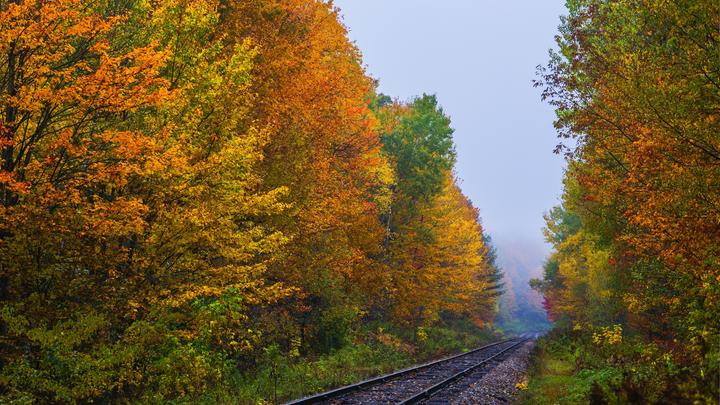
[311,306,358,354]
[231,321,499,403]
[380,94,457,204]
[237,342,409,403]
[415,319,497,357]
[542,205,581,247]
[521,329,689,404]
[0,310,237,403]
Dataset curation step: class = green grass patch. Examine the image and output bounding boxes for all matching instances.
[519,338,584,404]
[227,321,500,404]
[232,342,412,404]
[519,327,711,404]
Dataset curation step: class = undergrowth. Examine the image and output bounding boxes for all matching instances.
[226,320,500,404]
[519,327,716,404]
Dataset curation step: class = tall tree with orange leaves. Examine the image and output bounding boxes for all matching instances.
[215,0,393,353]
[0,0,290,401]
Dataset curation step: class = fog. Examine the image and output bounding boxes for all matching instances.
[334,1,567,327]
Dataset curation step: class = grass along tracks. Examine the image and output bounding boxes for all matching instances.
[286,334,538,404]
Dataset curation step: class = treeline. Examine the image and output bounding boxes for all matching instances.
[531,0,719,402]
[0,0,501,402]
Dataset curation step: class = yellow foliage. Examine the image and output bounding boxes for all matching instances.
[388,174,497,326]
[592,325,623,346]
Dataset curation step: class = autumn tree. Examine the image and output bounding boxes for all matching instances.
[532,202,623,326]
[0,0,289,401]
[213,0,393,353]
[375,94,499,328]
[387,174,498,327]
[536,0,719,400]
[379,94,456,203]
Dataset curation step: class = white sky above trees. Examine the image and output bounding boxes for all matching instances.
[334,0,567,267]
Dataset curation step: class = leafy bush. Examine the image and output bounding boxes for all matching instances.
[231,320,499,403]
[233,341,411,403]
[521,328,703,404]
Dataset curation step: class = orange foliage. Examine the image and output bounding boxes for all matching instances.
[217,0,392,338]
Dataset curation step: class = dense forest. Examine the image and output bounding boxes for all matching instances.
[525,0,719,403]
[2,0,718,403]
[0,0,505,402]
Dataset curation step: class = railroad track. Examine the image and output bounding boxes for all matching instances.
[286,336,531,404]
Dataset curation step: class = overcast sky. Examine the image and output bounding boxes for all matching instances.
[334,0,567,256]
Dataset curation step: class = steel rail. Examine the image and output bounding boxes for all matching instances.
[397,338,530,404]
[284,338,518,405]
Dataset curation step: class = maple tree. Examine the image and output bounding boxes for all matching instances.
[0,3,174,399]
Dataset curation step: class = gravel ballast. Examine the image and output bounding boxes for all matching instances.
[451,340,535,404]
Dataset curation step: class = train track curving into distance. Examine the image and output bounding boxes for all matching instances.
[285,334,536,404]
